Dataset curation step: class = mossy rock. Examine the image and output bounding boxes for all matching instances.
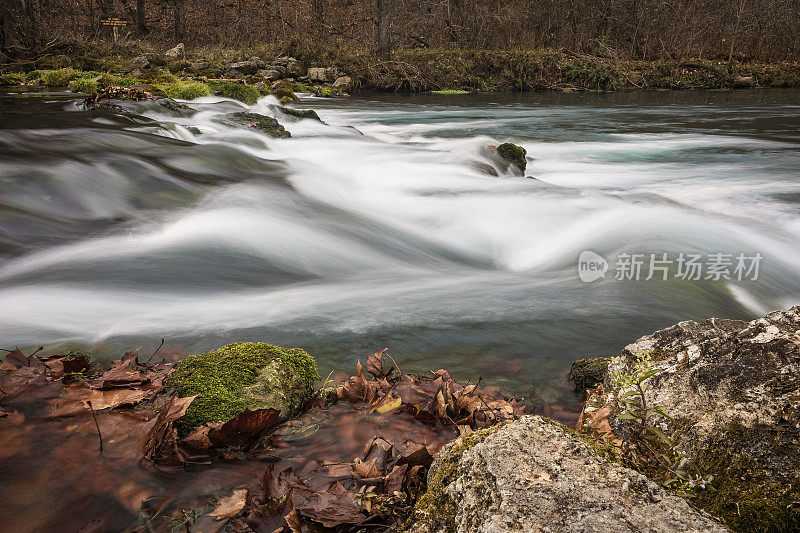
[225,112,291,138]
[690,424,800,532]
[272,105,322,122]
[166,342,319,431]
[0,73,27,86]
[270,81,297,101]
[568,356,611,395]
[497,142,527,174]
[409,424,506,532]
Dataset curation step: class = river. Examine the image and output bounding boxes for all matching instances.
[1,88,799,405]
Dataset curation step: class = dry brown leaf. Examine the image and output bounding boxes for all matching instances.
[209,488,248,520]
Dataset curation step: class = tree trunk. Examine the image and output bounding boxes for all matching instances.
[312,0,323,40]
[173,0,183,39]
[136,0,147,32]
[377,0,390,59]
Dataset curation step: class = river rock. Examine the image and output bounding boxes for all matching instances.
[285,58,304,77]
[222,112,292,138]
[497,142,527,175]
[568,356,611,395]
[165,43,185,62]
[332,75,353,91]
[307,67,332,82]
[131,55,151,70]
[270,80,297,102]
[166,342,317,430]
[409,415,728,532]
[595,307,800,531]
[227,59,263,75]
[257,69,282,81]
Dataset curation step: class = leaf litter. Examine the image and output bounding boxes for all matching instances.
[0,345,577,531]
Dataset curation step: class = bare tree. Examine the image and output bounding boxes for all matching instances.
[377,0,390,59]
[136,0,147,33]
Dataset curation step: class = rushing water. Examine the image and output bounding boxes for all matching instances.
[1,88,799,402]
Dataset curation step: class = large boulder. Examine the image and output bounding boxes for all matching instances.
[307,67,332,82]
[409,415,727,532]
[166,342,317,431]
[285,58,305,77]
[594,307,800,531]
[227,59,263,75]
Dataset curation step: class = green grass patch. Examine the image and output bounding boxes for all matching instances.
[0,73,27,86]
[68,78,98,93]
[40,68,81,87]
[430,89,470,94]
[159,80,212,100]
[215,82,262,105]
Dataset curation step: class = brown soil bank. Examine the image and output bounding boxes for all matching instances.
[3,42,800,93]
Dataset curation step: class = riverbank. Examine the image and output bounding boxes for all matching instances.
[2,308,798,531]
[3,42,800,95]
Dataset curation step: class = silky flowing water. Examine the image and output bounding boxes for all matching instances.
[1,88,800,529]
[3,89,800,397]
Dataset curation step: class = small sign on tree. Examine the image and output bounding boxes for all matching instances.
[100,18,127,42]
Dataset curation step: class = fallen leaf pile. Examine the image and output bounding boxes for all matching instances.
[0,345,536,531]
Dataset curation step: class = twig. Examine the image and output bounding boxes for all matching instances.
[87,400,104,453]
[384,351,403,376]
[145,339,165,365]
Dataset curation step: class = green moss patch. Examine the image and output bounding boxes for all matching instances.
[408,423,508,531]
[569,356,612,394]
[158,80,212,100]
[40,68,81,87]
[0,73,27,86]
[69,78,98,94]
[214,82,262,105]
[689,425,800,532]
[497,142,527,173]
[166,342,318,431]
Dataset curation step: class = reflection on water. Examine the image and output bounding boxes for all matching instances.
[1,89,799,401]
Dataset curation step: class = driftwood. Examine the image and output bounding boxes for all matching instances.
[679,62,754,86]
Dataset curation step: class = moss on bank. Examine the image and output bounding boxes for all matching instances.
[689,424,800,532]
[165,342,318,431]
[568,356,612,394]
[407,422,509,531]
[213,81,261,105]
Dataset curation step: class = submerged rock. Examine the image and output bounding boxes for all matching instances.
[409,415,727,532]
[596,307,800,531]
[270,104,322,122]
[224,112,291,138]
[496,142,527,174]
[166,342,318,430]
